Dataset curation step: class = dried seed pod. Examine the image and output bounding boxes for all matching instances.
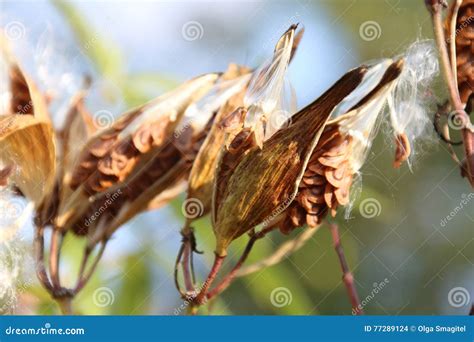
[212,65,369,256]
[56,73,220,231]
[63,69,251,236]
[0,41,50,120]
[68,73,219,195]
[0,115,55,205]
[278,60,406,234]
[186,64,251,216]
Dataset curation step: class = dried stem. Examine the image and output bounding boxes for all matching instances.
[193,253,226,305]
[196,224,281,302]
[33,226,53,292]
[175,223,200,297]
[427,0,474,186]
[174,243,186,297]
[74,241,107,294]
[448,0,462,84]
[206,234,259,300]
[49,229,63,290]
[181,243,194,292]
[328,223,363,315]
[56,296,73,315]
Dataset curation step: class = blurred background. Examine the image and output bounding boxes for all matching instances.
[0,0,472,315]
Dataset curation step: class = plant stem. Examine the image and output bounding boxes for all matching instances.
[206,225,280,300]
[33,226,53,292]
[428,0,474,186]
[181,242,194,292]
[49,229,63,289]
[328,223,363,315]
[56,296,73,315]
[207,235,258,300]
[194,253,226,305]
[74,241,106,294]
[174,243,186,296]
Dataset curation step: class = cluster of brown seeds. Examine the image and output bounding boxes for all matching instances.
[281,125,353,234]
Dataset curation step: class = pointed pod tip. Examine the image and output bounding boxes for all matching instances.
[393,57,405,70]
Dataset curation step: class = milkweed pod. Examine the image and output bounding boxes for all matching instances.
[212,65,369,256]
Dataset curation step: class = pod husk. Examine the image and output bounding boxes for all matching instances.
[212,66,368,256]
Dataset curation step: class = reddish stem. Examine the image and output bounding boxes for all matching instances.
[181,241,194,292]
[329,223,363,315]
[34,226,53,292]
[206,225,279,300]
[49,229,63,290]
[194,254,226,305]
[207,236,257,300]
